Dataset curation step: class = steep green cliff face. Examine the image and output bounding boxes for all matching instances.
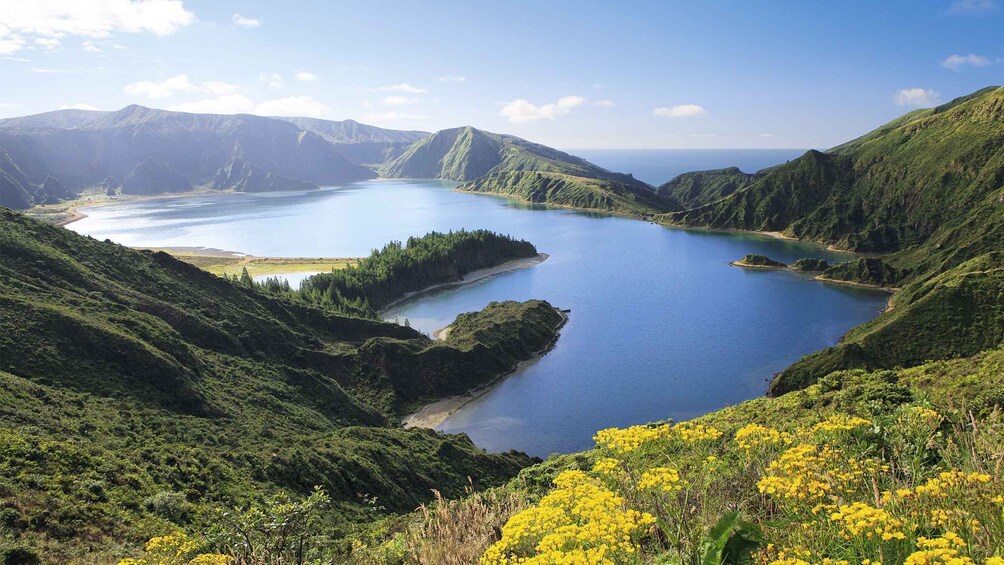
[0,208,564,559]
[459,170,678,215]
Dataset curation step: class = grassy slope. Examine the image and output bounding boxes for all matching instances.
[772,252,1004,394]
[0,209,566,560]
[349,343,1004,563]
[664,87,1004,264]
[459,170,678,216]
[380,126,649,188]
[380,126,681,216]
[655,166,760,209]
[653,87,1004,392]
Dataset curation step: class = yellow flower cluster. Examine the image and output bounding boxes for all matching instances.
[637,466,687,494]
[915,470,992,498]
[482,470,655,565]
[757,444,882,506]
[591,457,621,478]
[828,502,905,541]
[903,533,974,564]
[734,423,794,454]
[672,422,723,443]
[593,423,671,454]
[811,414,872,434]
[117,533,232,565]
[901,406,943,423]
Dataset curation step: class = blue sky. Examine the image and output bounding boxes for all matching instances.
[1,0,1001,148]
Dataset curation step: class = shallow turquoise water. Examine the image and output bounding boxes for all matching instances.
[70,179,888,457]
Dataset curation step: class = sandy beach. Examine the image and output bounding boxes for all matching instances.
[402,308,569,430]
[380,253,549,314]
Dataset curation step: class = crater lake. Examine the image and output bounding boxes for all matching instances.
[69,174,887,457]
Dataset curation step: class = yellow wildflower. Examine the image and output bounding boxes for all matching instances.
[734,423,793,454]
[638,467,687,494]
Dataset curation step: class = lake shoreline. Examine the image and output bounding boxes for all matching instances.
[402,308,569,430]
[379,253,549,315]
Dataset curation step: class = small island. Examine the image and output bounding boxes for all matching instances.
[730,254,788,269]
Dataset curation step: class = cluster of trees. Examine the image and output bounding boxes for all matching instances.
[289,230,537,317]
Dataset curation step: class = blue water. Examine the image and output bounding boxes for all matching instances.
[68,151,886,457]
[570,148,808,186]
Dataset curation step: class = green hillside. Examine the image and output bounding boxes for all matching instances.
[0,209,565,561]
[459,170,678,216]
[656,86,1004,392]
[772,252,1004,394]
[379,126,648,189]
[664,87,1004,270]
[655,166,760,209]
[346,344,1004,564]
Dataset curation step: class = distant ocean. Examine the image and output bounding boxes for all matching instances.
[567,149,809,186]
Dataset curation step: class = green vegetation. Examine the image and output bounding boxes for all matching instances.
[380,126,676,218]
[296,230,538,317]
[659,87,1004,392]
[731,254,788,268]
[821,257,908,287]
[459,171,677,216]
[664,87,1004,270]
[791,258,831,272]
[380,126,647,189]
[337,89,1004,563]
[773,252,1004,395]
[0,209,566,561]
[145,250,359,278]
[344,345,1004,564]
[656,166,760,209]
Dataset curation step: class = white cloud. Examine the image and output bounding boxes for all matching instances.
[254,96,330,118]
[201,80,242,95]
[367,83,428,94]
[947,0,997,13]
[941,53,992,69]
[232,13,260,28]
[0,36,26,54]
[260,72,283,89]
[81,40,101,53]
[500,95,586,122]
[31,67,71,73]
[653,104,707,118]
[3,56,30,62]
[0,0,194,55]
[124,74,242,98]
[169,94,255,114]
[34,36,61,49]
[894,88,941,107]
[593,99,615,107]
[294,71,318,81]
[438,75,466,82]
[383,95,413,105]
[124,74,198,98]
[60,103,100,110]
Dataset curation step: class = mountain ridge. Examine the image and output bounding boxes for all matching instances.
[0,106,432,208]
